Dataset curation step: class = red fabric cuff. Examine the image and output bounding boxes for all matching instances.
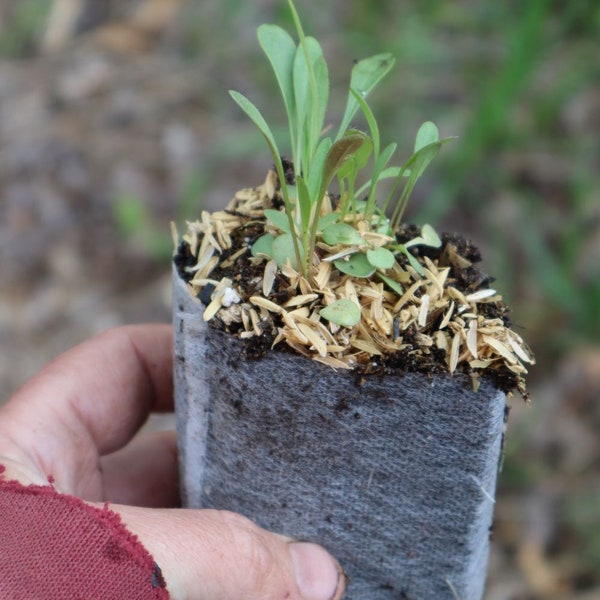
[0,468,169,599]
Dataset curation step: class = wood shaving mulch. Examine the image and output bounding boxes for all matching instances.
[174,172,535,399]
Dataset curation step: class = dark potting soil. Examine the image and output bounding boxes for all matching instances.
[174,221,523,396]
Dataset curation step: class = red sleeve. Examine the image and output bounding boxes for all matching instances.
[0,468,169,600]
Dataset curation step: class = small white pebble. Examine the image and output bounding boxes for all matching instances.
[221,287,241,307]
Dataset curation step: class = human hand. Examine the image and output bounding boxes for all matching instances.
[0,324,344,600]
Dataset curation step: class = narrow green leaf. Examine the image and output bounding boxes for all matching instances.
[257,24,297,135]
[399,246,425,276]
[322,223,363,246]
[293,36,325,171]
[355,144,400,197]
[334,253,376,278]
[230,89,304,270]
[337,53,395,139]
[295,175,312,247]
[336,131,372,181]
[366,247,395,270]
[350,129,373,170]
[320,299,361,327]
[377,272,405,295]
[307,137,332,201]
[355,141,397,200]
[350,88,380,156]
[319,132,368,201]
[389,136,455,227]
[229,91,280,161]
[251,233,275,258]
[264,209,292,234]
[312,52,329,152]
[403,235,424,249]
[292,44,309,170]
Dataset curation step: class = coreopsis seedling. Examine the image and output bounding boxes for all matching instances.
[231,0,454,325]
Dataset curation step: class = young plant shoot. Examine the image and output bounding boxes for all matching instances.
[176,0,534,395]
[231,0,454,324]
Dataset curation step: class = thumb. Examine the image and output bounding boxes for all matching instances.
[112,504,345,600]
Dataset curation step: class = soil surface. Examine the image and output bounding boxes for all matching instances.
[175,222,524,395]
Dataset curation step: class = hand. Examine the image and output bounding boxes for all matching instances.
[0,324,344,600]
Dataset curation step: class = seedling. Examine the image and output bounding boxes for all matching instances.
[234,0,455,322]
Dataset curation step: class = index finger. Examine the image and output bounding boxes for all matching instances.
[0,324,173,488]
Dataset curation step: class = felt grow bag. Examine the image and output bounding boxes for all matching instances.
[173,268,506,600]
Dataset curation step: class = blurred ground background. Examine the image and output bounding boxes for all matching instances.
[0,0,598,597]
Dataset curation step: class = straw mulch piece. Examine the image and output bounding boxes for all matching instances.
[174,172,534,399]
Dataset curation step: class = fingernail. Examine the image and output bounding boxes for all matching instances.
[289,542,343,600]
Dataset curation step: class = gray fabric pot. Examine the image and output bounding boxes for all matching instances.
[173,268,506,600]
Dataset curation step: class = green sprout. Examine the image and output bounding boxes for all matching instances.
[232,0,454,323]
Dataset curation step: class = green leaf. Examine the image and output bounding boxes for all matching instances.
[319,299,361,327]
[399,246,425,276]
[377,272,405,295]
[404,224,442,249]
[351,132,374,169]
[389,135,456,227]
[306,137,332,201]
[293,36,326,171]
[404,143,441,188]
[334,253,376,278]
[257,24,297,136]
[272,233,302,270]
[402,236,424,249]
[251,233,275,258]
[414,121,439,152]
[355,142,398,199]
[264,209,292,234]
[350,88,380,156]
[366,247,395,270]
[319,132,368,201]
[421,223,442,247]
[295,175,312,245]
[312,52,329,152]
[337,53,395,139]
[317,213,339,232]
[229,91,281,162]
[322,223,363,246]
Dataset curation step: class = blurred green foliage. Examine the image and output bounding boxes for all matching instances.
[0,0,50,57]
